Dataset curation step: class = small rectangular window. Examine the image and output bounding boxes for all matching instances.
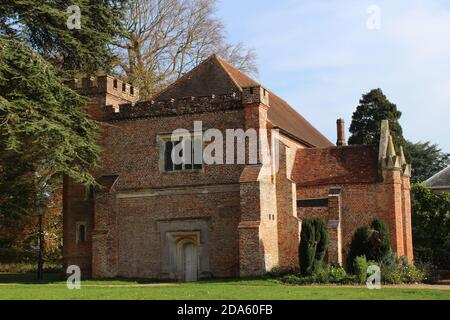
[76,222,87,244]
[164,141,174,172]
[86,186,94,201]
[174,141,183,171]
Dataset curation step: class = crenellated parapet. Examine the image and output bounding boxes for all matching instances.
[102,93,242,121]
[66,75,139,104]
[242,86,270,106]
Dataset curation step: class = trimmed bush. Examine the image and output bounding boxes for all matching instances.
[353,256,368,284]
[299,218,329,276]
[347,220,393,272]
[369,220,392,262]
[347,226,370,272]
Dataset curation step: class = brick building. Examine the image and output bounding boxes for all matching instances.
[63,55,413,280]
[426,166,450,194]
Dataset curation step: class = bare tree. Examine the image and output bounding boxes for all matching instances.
[116,0,258,99]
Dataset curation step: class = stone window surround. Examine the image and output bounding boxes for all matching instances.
[157,132,204,173]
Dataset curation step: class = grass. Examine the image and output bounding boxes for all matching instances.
[0,273,449,300]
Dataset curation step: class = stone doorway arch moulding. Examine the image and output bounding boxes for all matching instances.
[173,232,200,281]
[157,218,211,280]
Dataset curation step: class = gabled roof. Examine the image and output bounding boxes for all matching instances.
[426,166,450,190]
[153,55,332,148]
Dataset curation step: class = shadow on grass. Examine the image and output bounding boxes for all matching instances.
[0,273,63,284]
[197,276,272,285]
[0,273,180,285]
[90,277,179,284]
[0,272,271,286]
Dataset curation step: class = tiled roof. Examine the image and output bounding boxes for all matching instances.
[153,55,333,148]
[426,166,450,189]
[291,145,380,186]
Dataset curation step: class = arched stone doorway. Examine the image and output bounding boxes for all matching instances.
[158,220,212,281]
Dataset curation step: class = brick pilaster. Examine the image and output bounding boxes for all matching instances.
[327,189,343,266]
[383,168,405,257]
[402,176,414,262]
[92,192,118,278]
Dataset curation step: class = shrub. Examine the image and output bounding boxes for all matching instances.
[347,226,370,272]
[382,264,403,284]
[381,263,426,284]
[327,266,347,283]
[414,259,439,283]
[299,218,329,276]
[277,265,354,285]
[380,250,397,268]
[279,274,302,285]
[347,220,393,272]
[267,266,299,278]
[370,220,392,261]
[353,256,368,284]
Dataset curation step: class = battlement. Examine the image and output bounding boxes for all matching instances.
[242,86,270,106]
[102,93,242,121]
[66,75,139,104]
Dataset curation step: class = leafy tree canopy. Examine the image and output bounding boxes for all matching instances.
[0,0,126,75]
[0,37,99,217]
[348,89,408,158]
[0,1,126,219]
[406,141,449,183]
[411,184,450,268]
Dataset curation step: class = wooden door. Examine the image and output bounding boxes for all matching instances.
[183,243,198,282]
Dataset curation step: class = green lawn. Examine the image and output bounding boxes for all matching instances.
[0,273,449,300]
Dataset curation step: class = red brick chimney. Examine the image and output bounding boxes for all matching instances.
[336,118,347,146]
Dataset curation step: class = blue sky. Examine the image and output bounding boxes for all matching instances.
[218,0,450,152]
